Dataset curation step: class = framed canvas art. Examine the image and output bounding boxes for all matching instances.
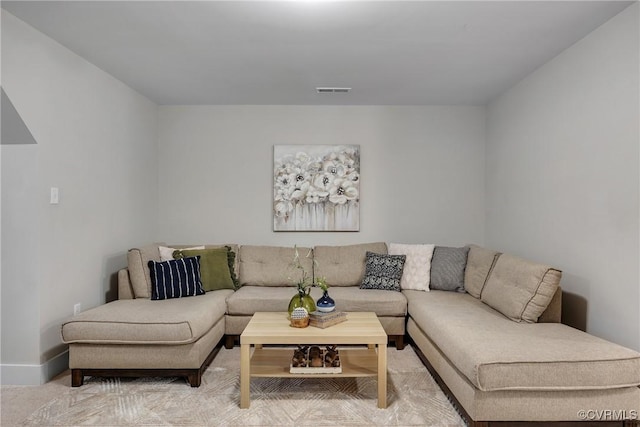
[273,145,360,231]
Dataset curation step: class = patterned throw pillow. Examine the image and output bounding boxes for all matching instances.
[430,246,470,292]
[388,243,435,291]
[360,252,406,292]
[148,256,205,300]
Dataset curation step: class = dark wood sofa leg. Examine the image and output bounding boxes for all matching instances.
[391,335,405,350]
[224,335,237,349]
[71,369,84,387]
[187,370,201,387]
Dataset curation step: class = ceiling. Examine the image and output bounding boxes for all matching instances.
[1,1,633,105]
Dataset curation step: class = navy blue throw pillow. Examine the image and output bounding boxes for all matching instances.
[148,256,205,300]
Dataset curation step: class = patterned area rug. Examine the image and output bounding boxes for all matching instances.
[3,345,465,426]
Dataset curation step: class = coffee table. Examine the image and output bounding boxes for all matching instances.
[240,311,387,409]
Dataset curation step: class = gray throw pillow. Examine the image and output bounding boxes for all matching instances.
[430,246,470,292]
[360,252,406,292]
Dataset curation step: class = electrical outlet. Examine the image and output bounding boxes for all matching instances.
[73,303,81,316]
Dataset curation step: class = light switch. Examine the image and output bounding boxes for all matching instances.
[50,187,59,204]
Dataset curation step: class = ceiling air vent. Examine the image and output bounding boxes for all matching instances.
[316,87,351,94]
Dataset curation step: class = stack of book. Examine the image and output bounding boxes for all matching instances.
[309,311,347,329]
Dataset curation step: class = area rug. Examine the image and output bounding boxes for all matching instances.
[3,345,465,426]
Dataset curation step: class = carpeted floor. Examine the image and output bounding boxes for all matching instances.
[1,344,465,426]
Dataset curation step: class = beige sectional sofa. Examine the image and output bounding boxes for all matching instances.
[61,242,640,426]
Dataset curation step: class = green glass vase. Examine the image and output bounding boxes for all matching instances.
[288,290,316,316]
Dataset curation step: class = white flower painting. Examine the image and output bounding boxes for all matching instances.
[274,145,360,231]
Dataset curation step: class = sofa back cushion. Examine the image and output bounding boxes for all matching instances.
[538,287,562,323]
[239,245,312,287]
[464,244,501,298]
[127,244,163,299]
[314,242,387,286]
[481,253,562,323]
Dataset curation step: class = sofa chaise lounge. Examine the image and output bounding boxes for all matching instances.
[405,245,640,426]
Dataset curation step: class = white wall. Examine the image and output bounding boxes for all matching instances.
[1,146,40,378]
[1,11,159,383]
[486,4,639,350]
[157,106,485,248]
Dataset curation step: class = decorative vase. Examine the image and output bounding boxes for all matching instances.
[288,291,316,316]
[316,290,336,313]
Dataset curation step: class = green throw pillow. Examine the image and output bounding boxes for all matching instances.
[173,248,234,292]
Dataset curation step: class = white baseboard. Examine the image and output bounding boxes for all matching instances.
[0,363,42,385]
[43,349,69,382]
[1,350,68,385]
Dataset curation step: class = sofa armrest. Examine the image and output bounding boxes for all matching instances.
[538,286,562,323]
[118,268,135,300]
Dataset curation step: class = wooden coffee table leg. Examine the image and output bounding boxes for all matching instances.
[240,343,250,408]
[377,343,387,408]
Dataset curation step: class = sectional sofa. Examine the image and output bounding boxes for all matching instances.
[61,242,640,426]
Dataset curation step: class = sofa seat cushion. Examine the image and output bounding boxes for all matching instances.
[61,290,233,345]
[226,286,298,315]
[405,290,640,392]
[227,286,407,317]
[322,286,407,316]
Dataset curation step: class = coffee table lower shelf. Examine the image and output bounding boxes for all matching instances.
[250,347,378,378]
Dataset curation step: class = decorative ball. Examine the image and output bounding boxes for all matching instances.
[291,307,308,320]
[290,307,310,328]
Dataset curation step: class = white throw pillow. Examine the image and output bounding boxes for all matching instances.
[158,245,205,261]
[388,243,435,291]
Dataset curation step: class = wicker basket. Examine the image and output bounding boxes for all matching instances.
[290,317,310,328]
